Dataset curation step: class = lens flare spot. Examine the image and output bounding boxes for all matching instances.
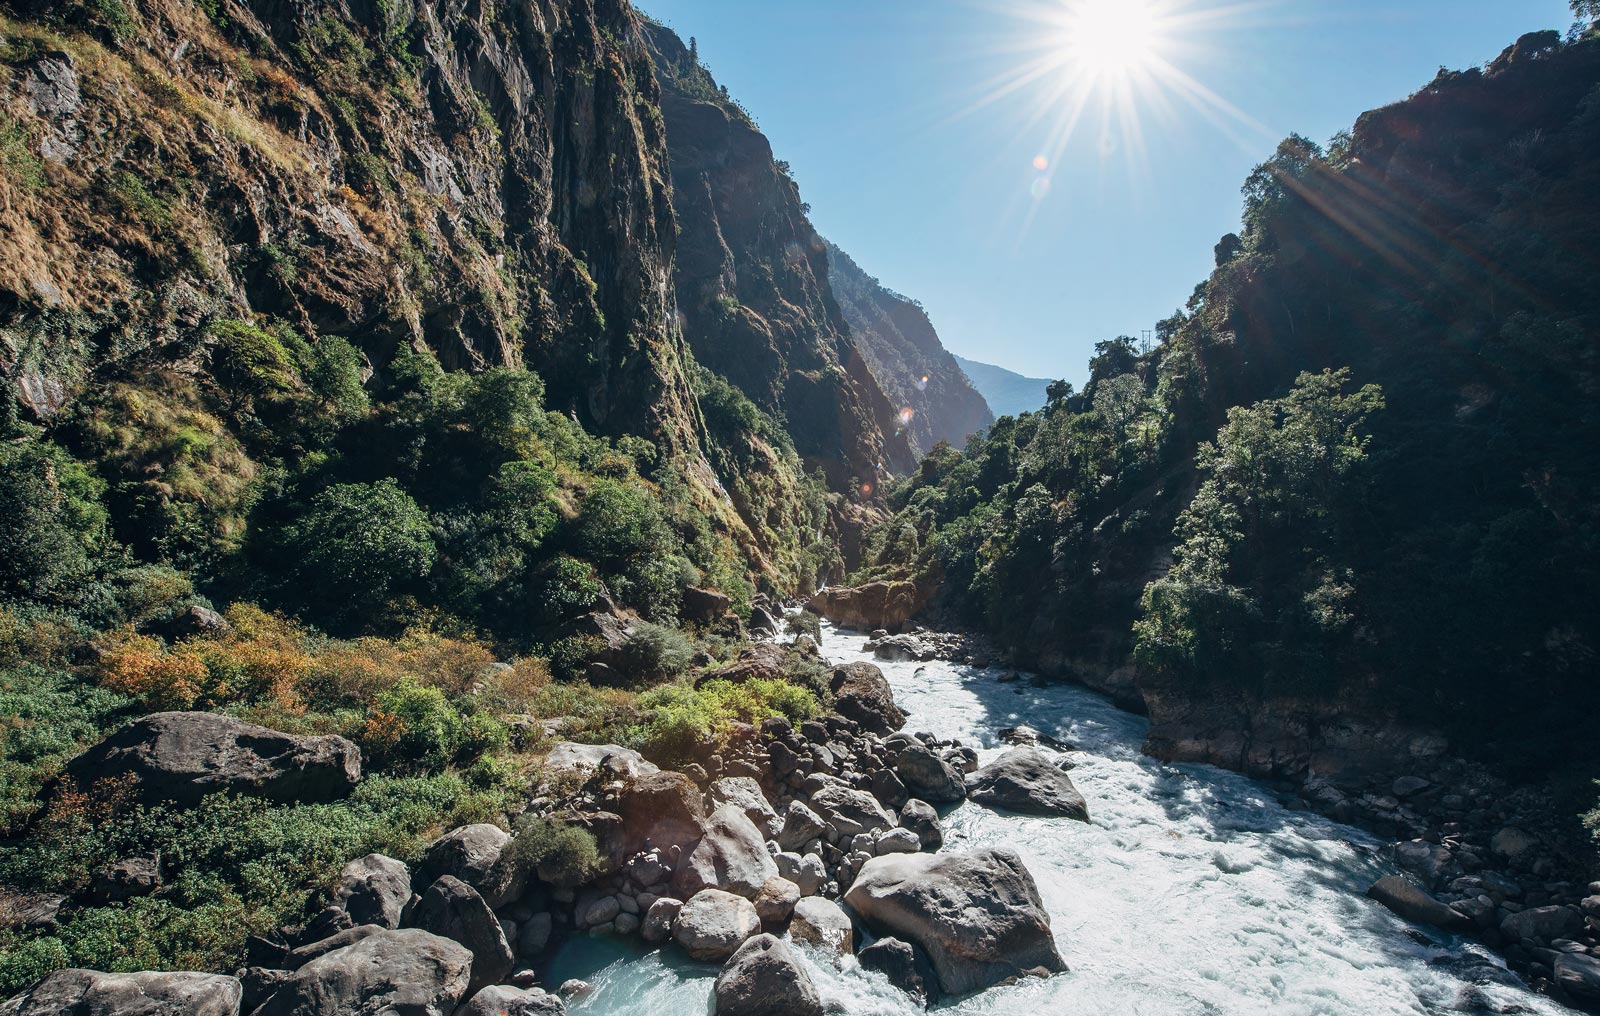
[1032,154,1050,171]
[1030,176,1052,200]
[898,407,916,426]
[859,481,874,497]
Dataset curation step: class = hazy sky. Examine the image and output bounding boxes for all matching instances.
[639,0,1577,384]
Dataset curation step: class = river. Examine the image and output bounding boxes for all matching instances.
[548,625,1573,1015]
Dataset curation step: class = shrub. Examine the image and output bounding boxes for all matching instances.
[619,622,693,683]
[368,678,463,770]
[499,815,600,888]
[0,440,114,604]
[278,478,437,624]
[628,677,817,767]
[573,479,666,567]
[94,631,220,711]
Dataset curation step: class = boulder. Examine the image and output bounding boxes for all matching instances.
[842,849,1066,996]
[712,934,822,1016]
[808,784,895,838]
[998,725,1071,751]
[672,889,762,962]
[788,897,852,957]
[284,925,384,968]
[89,855,161,905]
[335,854,412,929]
[1556,953,1600,1002]
[673,805,779,900]
[965,748,1089,821]
[894,746,966,805]
[806,581,927,632]
[875,828,921,855]
[0,970,241,1015]
[251,929,472,1016]
[412,876,514,995]
[709,777,781,839]
[455,985,566,1016]
[543,742,658,779]
[1490,827,1540,864]
[898,800,942,851]
[612,771,707,858]
[776,852,827,897]
[754,876,801,931]
[1365,876,1473,934]
[778,801,828,852]
[749,607,782,635]
[1393,840,1455,887]
[866,769,910,811]
[63,712,360,807]
[681,587,733,624]
[416,825,510,902]
[641,897,683,944]
[829,663,905,735]
[1500,904,1582,943]
[858,937,940,1006]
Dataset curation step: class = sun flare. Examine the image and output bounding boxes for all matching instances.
[1062,0,1167,80]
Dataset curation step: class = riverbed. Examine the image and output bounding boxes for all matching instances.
[549,625,1572,1015]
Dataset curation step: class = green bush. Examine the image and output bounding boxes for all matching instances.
[573,479,666,568]
[619,622,693,683]
[0,440,115,604]
[498,815,601,888]
[628,677,817,767]
[278,478,436,624]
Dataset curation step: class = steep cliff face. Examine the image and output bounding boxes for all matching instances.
[825,242,992,455]
[640,22,915,492]
[0,0,705,450]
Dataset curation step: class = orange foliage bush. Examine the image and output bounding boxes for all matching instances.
[95,631,219,710]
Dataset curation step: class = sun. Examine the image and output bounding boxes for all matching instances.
[1062,0,1167,80]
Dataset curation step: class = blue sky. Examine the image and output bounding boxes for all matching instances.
[639,0,1577,385]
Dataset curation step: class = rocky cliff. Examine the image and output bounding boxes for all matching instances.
[640,22,915,492]
[825,242,992,455]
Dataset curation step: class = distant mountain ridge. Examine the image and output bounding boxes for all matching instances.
[825,242,993,454]
[950,355,1053,419]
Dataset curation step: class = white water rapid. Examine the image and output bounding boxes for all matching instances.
[548,625,1574,1015]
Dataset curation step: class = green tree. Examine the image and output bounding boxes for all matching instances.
[280,479,436,623]
[0,441,114,603]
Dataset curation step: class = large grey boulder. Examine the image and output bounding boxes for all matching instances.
[858,937,940,1006]
[63,712,360,807]
[1556,953,1600,1003]
[251,928,471,1016]
[894,745,966,805]
[416,825,510,902]
[899,800,942,851]
[965,748,1088,821]
[1500,904,1582,943]
[777,801,828,852]
[808,784,894,838]
[611,771,707,858]
[1365,876,1472,934]
[829,663,905,735]
[673,805,779,901]
[336,854,411,929]
[412,876,514,995]
[842,849,1066,996]
[0,970,241,1015]
[712,934,822,1016]
[455,985,566,1016]
[543,742,658,778]
[285,925,384,968]
[709,777,781,839]
[672,889,762,962]
[789,897,852,957]
[754,876,801,931]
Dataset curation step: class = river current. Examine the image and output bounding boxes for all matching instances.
[549,625,1574,1015]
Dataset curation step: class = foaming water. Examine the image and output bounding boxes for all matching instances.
[551,626,1573,1015]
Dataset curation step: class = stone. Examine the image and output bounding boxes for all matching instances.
[557,980,592,1000]
[894,745,966,805]
[806,582,928,633]
[712,933,822,1016]
[612,771,707,859]
[0,970,241,1015]
[750,606,782,635]
[284,925,384,968]
[543,741,658,778]
[1555,952,1600,1002]
[673,805,779,900]
[417,825,510,902]
[583,896,621,927]
[682,586,733,623]
[251,929,472,1016]
[899,799,943,851]
[858,936,941,1006]
[1366,876,1473,934]
[754,876,801,930]
[89,856,161,905]
[778,801,829,851]
[709,777,781,839]
[998,725,1071,751]
[842,849,1066,996]
[412,876,514,995]
[454,985,567,1016]
[518,912,553,956]
[1500,905,1582,943]
[866,769,910,811]
[965,748,1089,821]
[776,852,827,897]
[672,889,762,962]
[1393,840,1455,886]
[237,968,292,1013]
[0,891,65,933]
[642,897,683,944]
[829,663,906,735]
[335,853,411,929]
[875,828,921,855]
[63,712,360,807]
[1391,776,1431,798]
[1490,827,1540,863]
[789,897,853,957]
[614,911,640,935]
[809,783,895,838]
